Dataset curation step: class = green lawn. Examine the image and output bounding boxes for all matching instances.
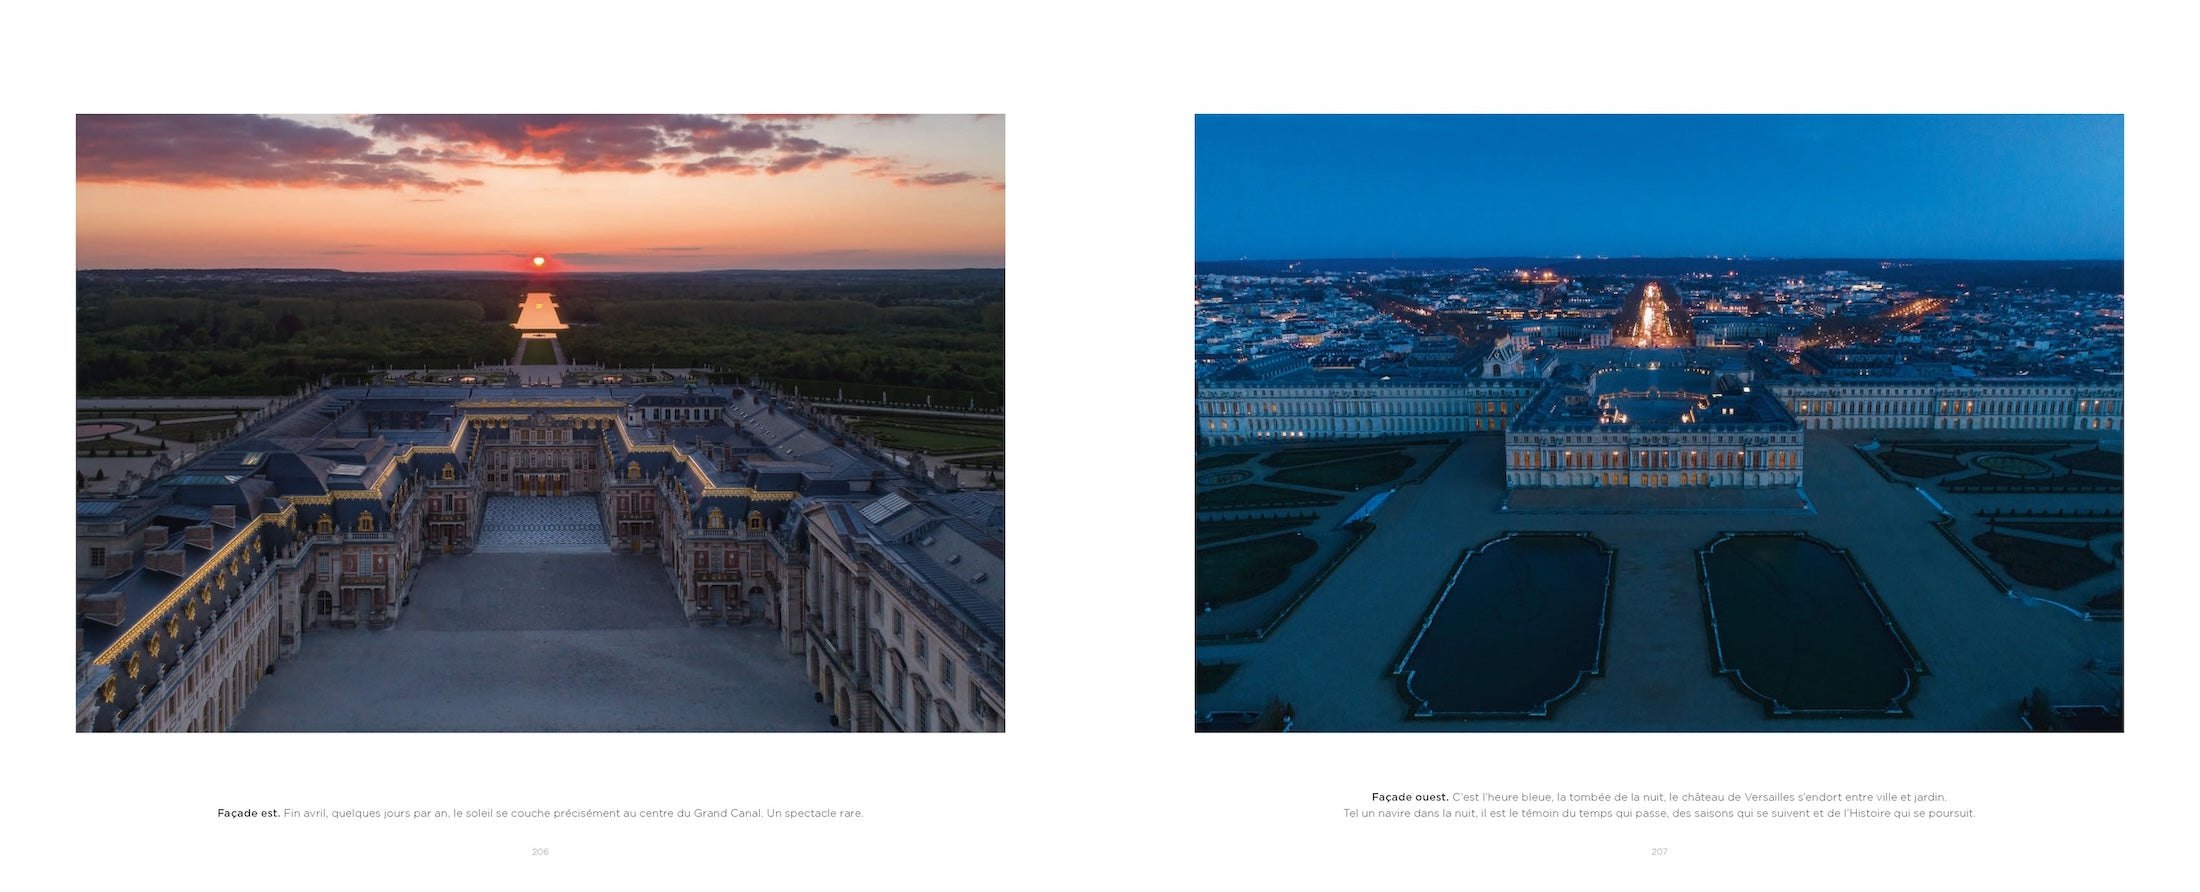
[1876,450,1966,479]
[1195,662,1241,694]
[1196,517,1314,545]
[1196,453,1256,470]
[771,377,1003,412]
[77,437,162,456]
[1971,532,2116,590]
[1887,440,2075,456]
[1268,453,1416,491]
[1996,520,2121,540]
[2056,449,2123,476]
[847,417,1004,454]
[1196,484,1341,511]
[79,408,255,422]
[1196,533,1319,606]
[142,419,242,442]
[1260,445,1402,468]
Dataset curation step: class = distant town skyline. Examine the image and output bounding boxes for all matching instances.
[1196,115,2123,263]
[78,114,1004,271]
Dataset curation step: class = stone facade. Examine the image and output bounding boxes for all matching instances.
[76,384,1004,733]
[1195,377,1544,446]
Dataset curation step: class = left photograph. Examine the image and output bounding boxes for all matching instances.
[74,114,1005,732]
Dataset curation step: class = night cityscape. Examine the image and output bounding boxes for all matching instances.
[1192,115,2124,731]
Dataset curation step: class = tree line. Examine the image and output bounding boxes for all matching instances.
[76,269,1004,398]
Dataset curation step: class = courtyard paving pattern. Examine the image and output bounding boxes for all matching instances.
[1194,431,2124,731]
[234,552,832,731]
[474,496,609,553]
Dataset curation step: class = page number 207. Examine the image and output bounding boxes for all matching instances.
[1650,847,1669,856]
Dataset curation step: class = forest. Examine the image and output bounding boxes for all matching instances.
[75,269,1005,404]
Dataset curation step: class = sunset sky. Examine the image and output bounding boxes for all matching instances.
[77,114,1004,271]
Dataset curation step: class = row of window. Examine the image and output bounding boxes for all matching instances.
[1201,400,1521,417]
[863,563,980,731]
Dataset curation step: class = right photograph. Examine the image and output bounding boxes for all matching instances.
[1192,115,2123,731]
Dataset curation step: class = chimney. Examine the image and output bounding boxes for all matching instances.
[185,524,215,550]
[105,550,136,578]
[141,525,170,549]
[146,548,187,577]
[211,505,238,528]
[78,592,127,627]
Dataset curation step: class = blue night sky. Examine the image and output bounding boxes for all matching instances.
[1196,115,2123,261]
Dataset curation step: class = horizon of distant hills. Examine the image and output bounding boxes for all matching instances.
[1193,257,2123,294]
[77,267,1005,276]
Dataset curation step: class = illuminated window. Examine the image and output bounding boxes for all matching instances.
[356,512,375,533]
[707,508,726,530]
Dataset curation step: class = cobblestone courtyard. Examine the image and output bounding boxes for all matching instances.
[234,551,831,732]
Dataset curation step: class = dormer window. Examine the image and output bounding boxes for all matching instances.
[357,511,375,533]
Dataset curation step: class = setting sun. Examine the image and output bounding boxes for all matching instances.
[532,255,546,267]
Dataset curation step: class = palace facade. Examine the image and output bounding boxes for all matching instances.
[76,384,1004,733]
[1774,377,2123,432]
[1505,366,1804,489]
[1195,348,2123,492]
[1194,360,1544,447]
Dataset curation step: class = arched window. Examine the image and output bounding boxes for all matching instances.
[747,511,764,531]
[627,461,642,480]
[316,514,333,535]
[707,508,726,530]
[440,464,455,480]
[357,511,375,533]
